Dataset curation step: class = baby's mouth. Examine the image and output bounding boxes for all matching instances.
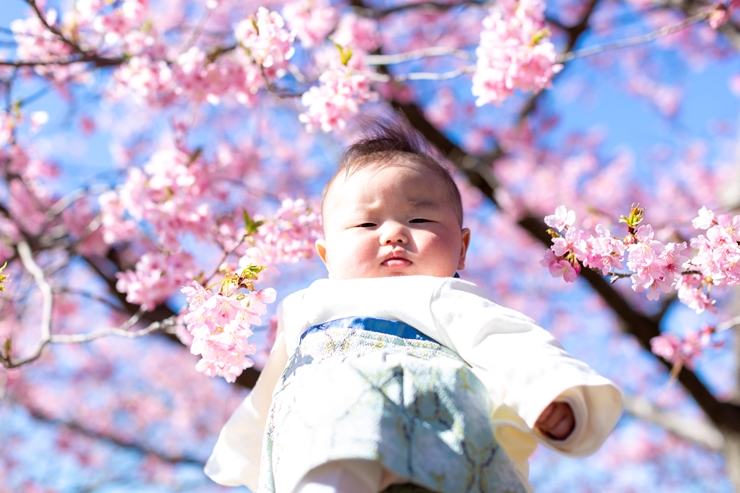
[382,252,411,268]
[383,258,411,268]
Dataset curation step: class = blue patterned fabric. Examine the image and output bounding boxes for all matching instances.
[299,317,441,345]
[258,319,527,493]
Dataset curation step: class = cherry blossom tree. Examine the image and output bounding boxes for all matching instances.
[1,0,740,491]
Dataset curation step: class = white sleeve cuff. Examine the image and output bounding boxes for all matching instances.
[533,393,586,450]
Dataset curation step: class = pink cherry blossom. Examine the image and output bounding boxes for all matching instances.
[676,274,717,314]
[0,112,13,146]
[234,8,295,76]
[283,0,338,48]
[239,198,323,267]
[92,0,149,46]
[332,13,380,53]
[112,56,176,106]
[114,148,213,250]
[544,205,576,230]
[116,251,198,311]
[551,227,587,258]
[11,12,76,80]
[472,0,562,106]
[299,58,377,133]
[707,2,739,29]
[650,326,714,368]
[180,274,276,383]
[29,112,49,134]
[692,206,715,229]
[580,224,626,276]
[541,249,580,282]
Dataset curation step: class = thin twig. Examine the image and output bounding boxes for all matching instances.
[206,234,250,285]
[716,314,740,333]
[371,0,488,19]
[179,7,212,55]
[364,46,471,65]
[559,10,712,62]
[623,394,724,451]
[17,241,52,345]
[258,63,303,99]
[1,241,55,368]
[49,312,175,344]
[10,397,206,465]
[0,58,89,67]
[52,287,128,312]
[1,244,173,367]
[46,183,111,219]
[19,0,124,68]
[371,64,476,83]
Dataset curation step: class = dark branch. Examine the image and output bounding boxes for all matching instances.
[367,0,488,18]
[13,399,206,465]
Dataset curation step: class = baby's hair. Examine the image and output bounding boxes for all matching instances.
[321,117,464,225]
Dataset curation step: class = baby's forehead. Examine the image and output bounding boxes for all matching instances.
[326,161,437,202]
[321,154,463,224]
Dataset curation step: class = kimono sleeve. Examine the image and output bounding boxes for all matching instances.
[429,279,622,457]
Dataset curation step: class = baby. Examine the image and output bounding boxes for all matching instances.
[205,120,622,493]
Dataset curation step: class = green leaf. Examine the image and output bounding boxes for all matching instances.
[329,37,353,66]
[242,209,264,235]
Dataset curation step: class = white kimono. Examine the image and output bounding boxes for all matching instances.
[205,276,623,492]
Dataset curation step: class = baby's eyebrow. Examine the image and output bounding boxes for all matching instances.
[408,200,440,209]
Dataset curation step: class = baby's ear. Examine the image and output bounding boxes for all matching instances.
[457,228,471,270]
[315,239,328,265]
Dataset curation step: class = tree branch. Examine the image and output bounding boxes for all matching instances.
[559,10,713,62]
[364,47,471,65]
[355,0,488,19]
[10,398,206,465]
[623,394,724,451]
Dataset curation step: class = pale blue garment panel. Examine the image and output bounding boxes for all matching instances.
[258,318,528,493]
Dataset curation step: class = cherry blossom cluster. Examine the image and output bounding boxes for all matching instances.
[331,13,381,53]
[82,0,150,48]
[173,46,265,106]
[181,266,276,382]
[10,12,79,81]
[107,6,291,107]
[239,198,323,268]
[283,0,338,48]
[234,7,295,78]
[101,148,212,251]
[650,325,716,369]
[299,55,377,133]
[111,56,176,106]
[707,0,740,29]
[116,251,198,311]
[297,11,380,133]
[12,1,154,81]
[541,205,740,314]
[10,1,381,130]
[472,0,562,106]
[0,111,12,146]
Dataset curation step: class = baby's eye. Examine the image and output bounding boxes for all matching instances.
[357,222,376,228]
[410,218,431,223]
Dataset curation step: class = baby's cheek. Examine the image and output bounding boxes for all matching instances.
[422,235,462,272]
[336,242,379,278]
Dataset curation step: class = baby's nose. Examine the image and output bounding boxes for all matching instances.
[380,223,408,244]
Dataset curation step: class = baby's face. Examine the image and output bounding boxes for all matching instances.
[316,159,470,279]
